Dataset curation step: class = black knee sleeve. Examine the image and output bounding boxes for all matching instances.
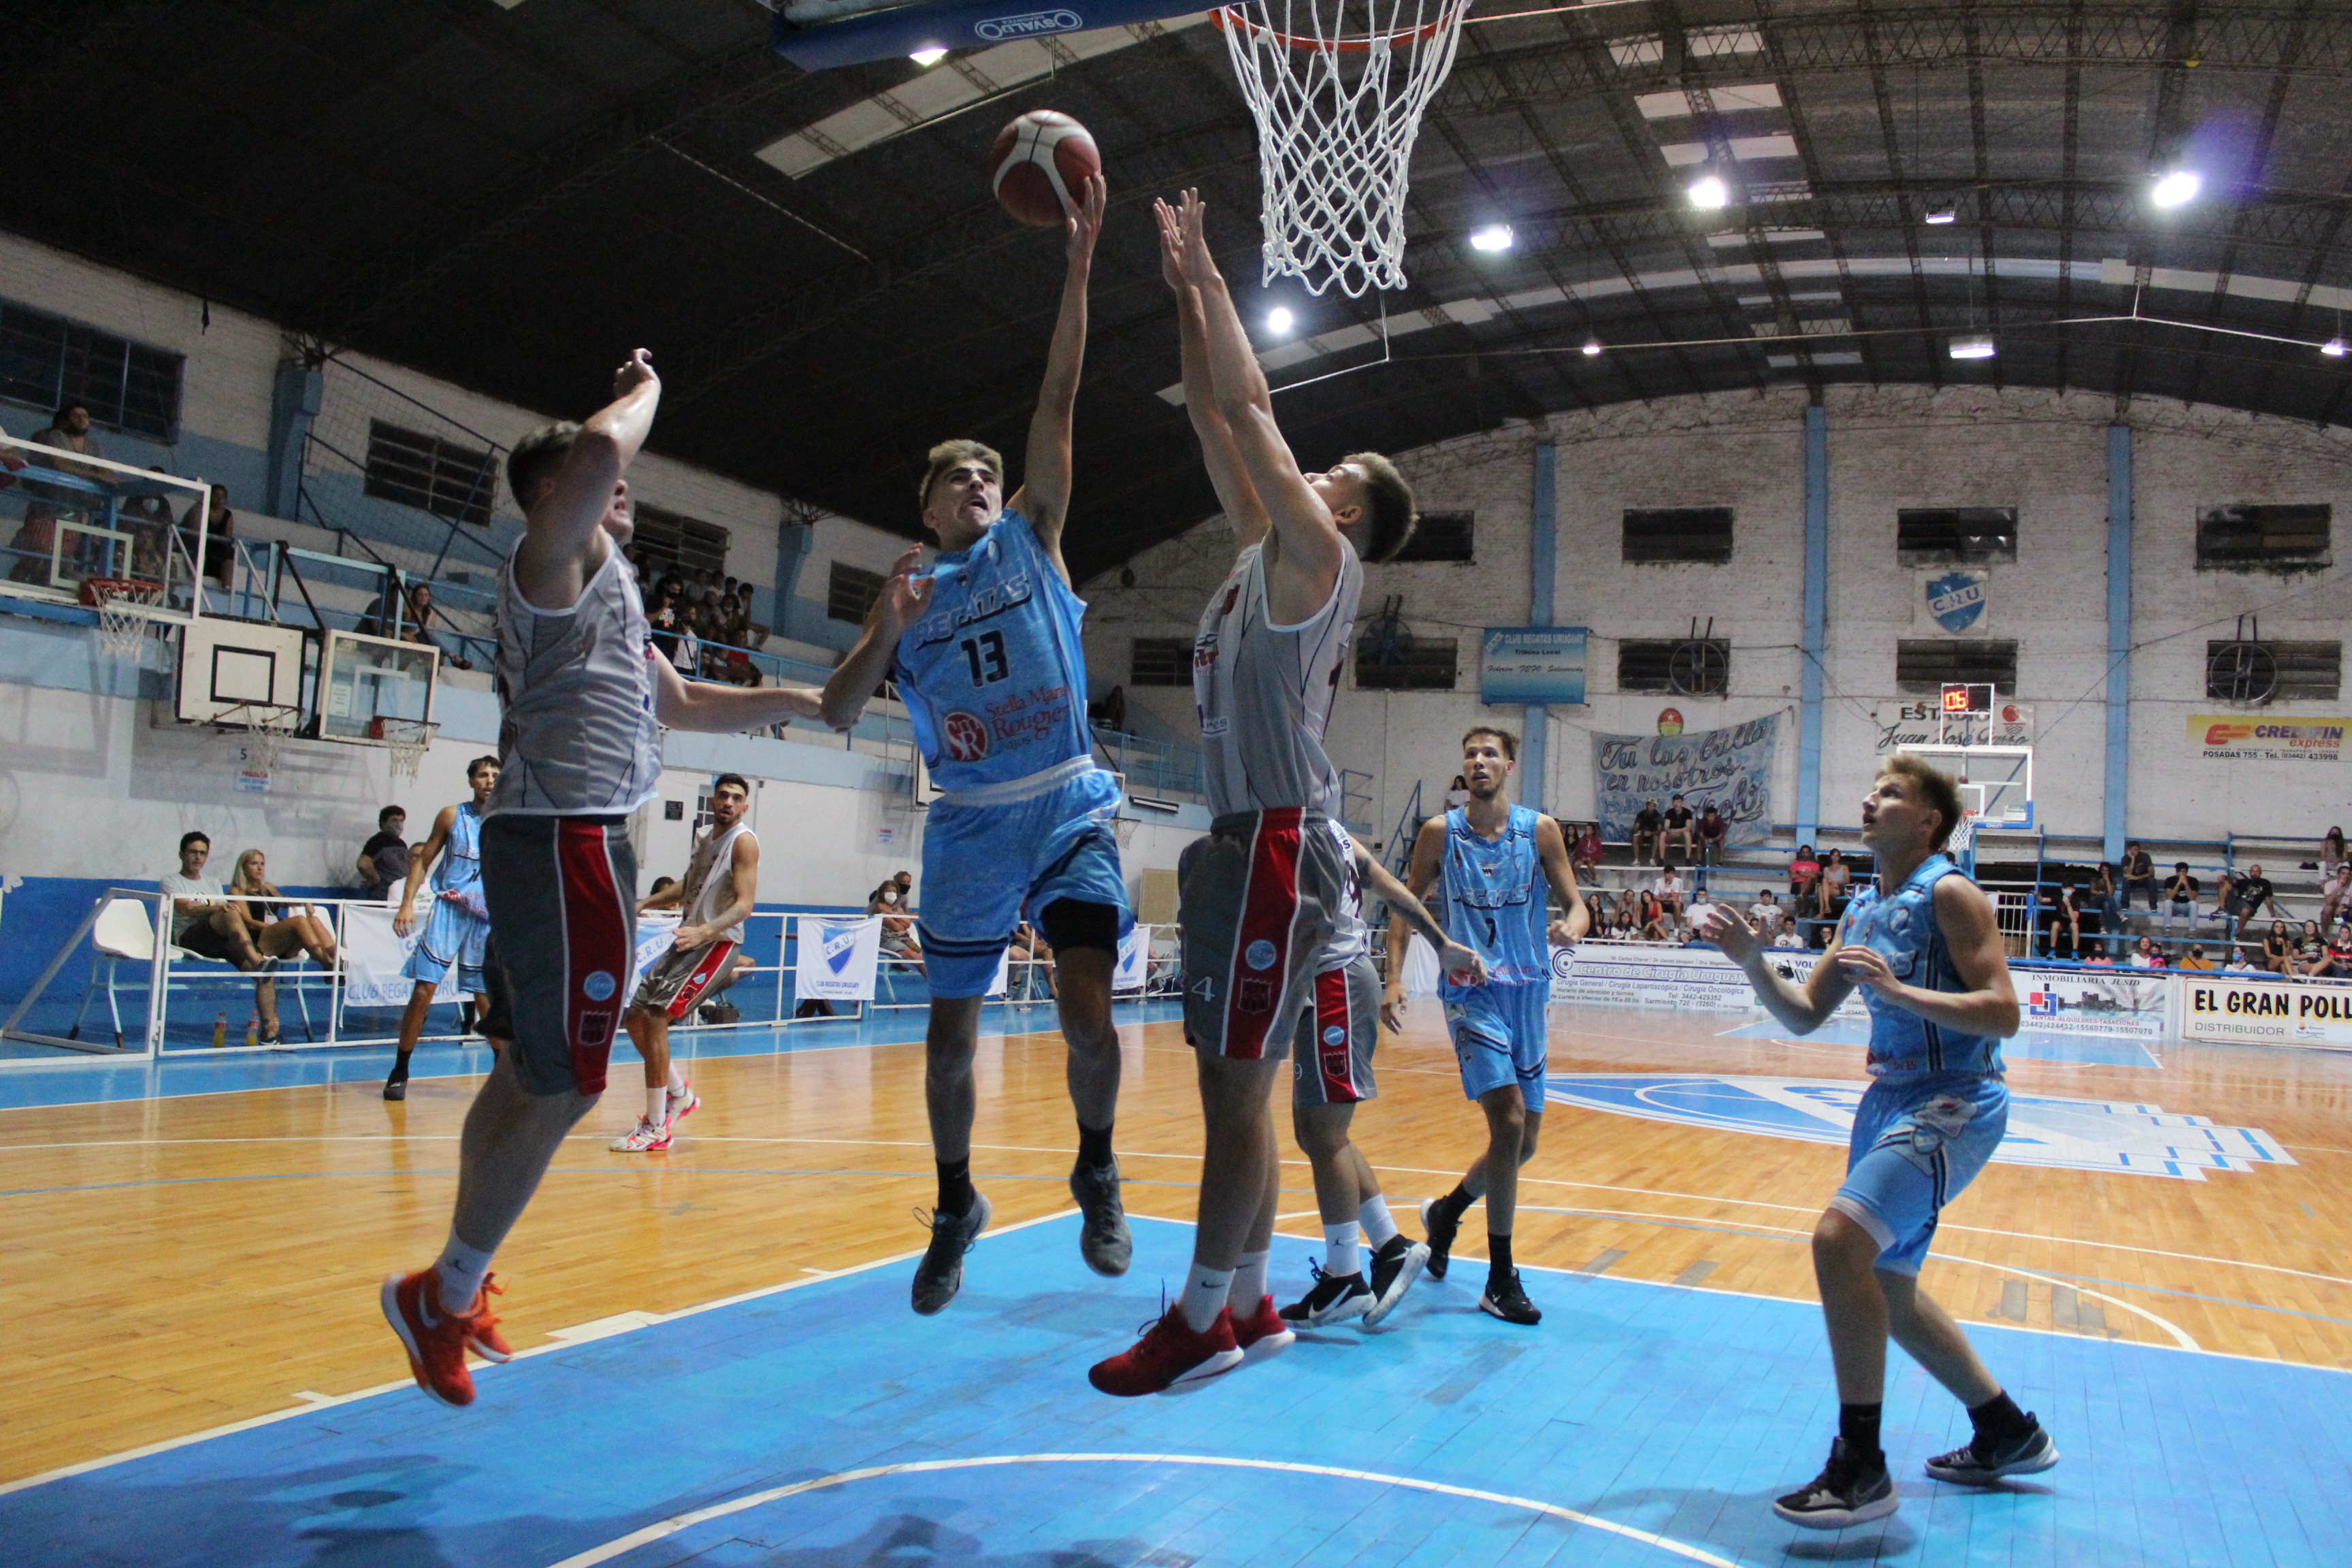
[1039,898,1119,955]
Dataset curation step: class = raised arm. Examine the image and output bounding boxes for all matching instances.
[654,653,823,734]
[1156,197,1271,551]
[819,546,928,732]
[1006,174,1105,583]
[1169,190,1345,611]
[1701,902,1855,1034]
[1833,876,2021,1039]
[512,350,661,610]
[1534,815,1591,947]
[394,806,456,938]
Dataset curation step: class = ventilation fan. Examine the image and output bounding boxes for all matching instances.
[1360,593,1414,666]
[2208,613,2278,704]
[1668,617,1728,696]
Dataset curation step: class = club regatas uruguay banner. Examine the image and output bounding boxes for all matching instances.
[795,915,885,1001]
[1592,715,1778,844]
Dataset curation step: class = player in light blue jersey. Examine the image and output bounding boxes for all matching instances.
[821,174,1132,1318]
[1388,725,1588,1328]
[1705,753,2054,1532]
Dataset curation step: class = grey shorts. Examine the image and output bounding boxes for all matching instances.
[478,814,637,1098]
[1291,955,1379,1107]
[629,935,740,1022]
[1179,807,1350,1061]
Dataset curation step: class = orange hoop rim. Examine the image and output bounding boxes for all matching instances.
[79,576,165,606]
[1211,1,1464,54]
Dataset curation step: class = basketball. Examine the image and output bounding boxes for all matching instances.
[990,110,1099,227]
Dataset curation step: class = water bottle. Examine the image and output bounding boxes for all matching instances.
[244,1012,259,1049]
[211,1011,227,1049]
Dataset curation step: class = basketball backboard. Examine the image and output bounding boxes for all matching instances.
[176,618,308,725]
[317,629,438,745]
[1908,742,2034,832]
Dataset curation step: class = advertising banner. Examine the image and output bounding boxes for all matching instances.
[795,915,884,1001]
[341,904,459,1009]
[1874,700,2034,751]
[1113,926,1149,992]
[2017,963,2170,1040]
[1548,943,1866,1017]
[2185,715,2347,763]
[1480,627,1588,706]
[2180,976,2352,1051]
[1592,715,1778,844]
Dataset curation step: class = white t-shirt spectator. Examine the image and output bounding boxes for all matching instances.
[2224,954,2258,973]
[1650,872,1686,905]
[1684,900,1718,933]
[158,871,221,942]
[1750,900,1787,941]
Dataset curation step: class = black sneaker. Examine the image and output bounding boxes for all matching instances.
[1478,1268,1541,1325]
[1363,1235,1429,1327]
[382,1077,407,1102]
[910,1192,992,1316]
[1924,1417,2058,1484]
[1068,1160,1131,1277]
[1774,1437,1898,1529]
[1279,1262,1372,1327]
[1419,1196,1461,1281]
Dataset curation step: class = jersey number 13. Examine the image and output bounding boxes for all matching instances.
[960,630,1009,686]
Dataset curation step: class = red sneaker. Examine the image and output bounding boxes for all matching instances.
[463,1276,514,1363]
[380,1269,506,1406]
[1229,1292,1296,1365]
[1088,1303,1243,1397]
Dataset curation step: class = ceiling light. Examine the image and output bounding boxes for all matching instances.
[2151,169,2201,208]
[909,46,948,65]
[2325,338,2349,359]
[1949,335,1995,360]
[1923,208,1957,225]
[1687,174,1729,210]
[1582,338,1603,357]
[1267,307,1294,334]
[1469,224,1515,252]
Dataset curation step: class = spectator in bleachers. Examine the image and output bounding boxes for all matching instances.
[870,871,924,978]
[2048,886,2085,961]
[10,400,105,583]
[2163,862,2201,932]
[672,602,702,675]
[1787,843,1820,907]
[1661,794,1695,864]
[648,575,684,662]
[1649,864,1688,931]
[2177,943,2215,972]
[159,830,265,970]
[2239,864,2281,924]
[2293,920,2327,978]
[1008,919,1054,999]
[123,470,176,580]
[1818,848,1852,922]
[2086,861,2120,952]
[178,483,236,589]
[361,582,474,670]
[2224,947,2259,973]
[1632,798,1663,864]
[1682,890,1721,941]
[1604,903,1637,941]
[2323,825,2347,879]
[2082,946,2116,968]
[226,847,340,1043]
[1571,821,1604,880]
[2320,861,2351,935]
[1696,802,1727,866]
[1749,889,1788,945]
[2261,919,2293,973]
[2121,843,2157,910]
[2316,921,2352,979]
[1445,774,1471,808]
[1639,893,1673,943]
[2129,935,2166,969]
[356,806,408,900]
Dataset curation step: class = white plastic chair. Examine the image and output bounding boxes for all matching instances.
[69,896,313,1048]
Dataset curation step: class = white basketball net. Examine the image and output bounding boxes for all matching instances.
[89,579,163,660]
[380,719,438,783]
[1949,808,1980,858]
[1216,0,1471,297]
[229,704,299,778]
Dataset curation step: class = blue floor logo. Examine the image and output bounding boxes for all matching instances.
[1546,1073,2295,1180]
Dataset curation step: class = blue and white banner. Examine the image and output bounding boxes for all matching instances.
[341,904,457,1009]
[633,911,681,996]
[1479,627,1588,706]
[795,915,884,1002]
[1592,715,1778,844]
[1113,927,1149,992]
[1926,569,1989,632]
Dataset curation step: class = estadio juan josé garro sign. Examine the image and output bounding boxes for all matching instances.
[2181,978,2352,1049]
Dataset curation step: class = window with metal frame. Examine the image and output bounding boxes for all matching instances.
[1392,510,1474,563]
[1622,506,1733,564]
[1356,636,1458,690]
[2196,504,2332,571]
[1895,638,2016,692]
[0,300,184,441]
[1129,636,1192,687]
[827,561,885,623]
[632,503,730,579]
[1618,637,1731,694]
[1897,506,2018,564]
[363,421,496,527]
[2204,639,2340,703]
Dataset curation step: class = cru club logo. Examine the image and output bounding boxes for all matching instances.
[1926,570,1989,632]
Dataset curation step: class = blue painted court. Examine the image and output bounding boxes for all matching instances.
[6,1213,2343,1567]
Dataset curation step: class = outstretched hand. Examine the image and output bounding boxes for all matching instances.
[1699,902,1760,962]
[1064,173,1107,265]
[614,348,657,398]
[1154,196,1187,292]
[1174,187,1218,287]
[881,544,932,630]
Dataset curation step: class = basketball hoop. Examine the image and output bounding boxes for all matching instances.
[80,577,164,660]
[217,701,301,781]
[1214,0,1471,297]
[1949,807,1980,860]
[372,717,438,783]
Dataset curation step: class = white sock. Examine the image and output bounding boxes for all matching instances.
[1322,1222,1361,1279]
[1360,1194,1400,1249]
[1229,1248,1270,1309]
[646,1083,668,1125]
[666,1066,688,1096]
[1180,1262,1234,1333]
[433,1228,494,1311]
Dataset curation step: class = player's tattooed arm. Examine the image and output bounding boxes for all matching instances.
[1533,815,1590,946]
[819,546,928,731]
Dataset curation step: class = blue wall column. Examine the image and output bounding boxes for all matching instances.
[1795,405,1828,844]
[264,359,323,519]
[1521,441,1557,815]
[2104,423,2133,863]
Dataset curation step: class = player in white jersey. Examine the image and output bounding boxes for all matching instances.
[1090,190,1422,1396]
[610,772,759,1154]
[1390,726,1588,1326]
[380,351,830,1408]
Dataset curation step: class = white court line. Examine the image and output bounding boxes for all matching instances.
[539,1452,1742,1568]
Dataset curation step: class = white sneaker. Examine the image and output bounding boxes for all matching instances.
[611,1117,672,1153]
[666,1083,700,1124]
